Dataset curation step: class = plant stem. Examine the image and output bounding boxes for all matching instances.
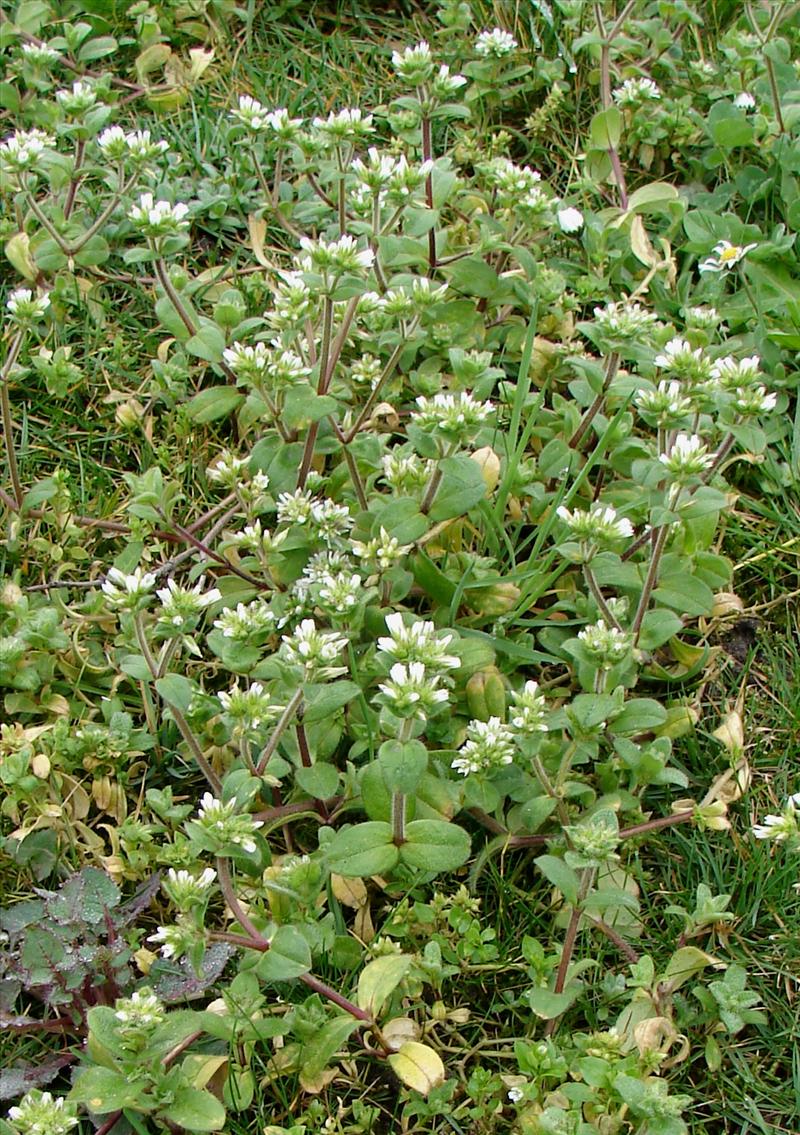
[297,295,333,489]
[216,857,270,943]
[391,791,407,845]
[583,563,623,629]
[568,352,620,449]
[170,704,222,794]
[421,113,436,270]
[256,687,304,775]
[531,753,572,832]
[63,138,85,220]
[345,319,419,443]
[153,255,197,337]
[631,521,671,642]
[1,329,25,508]
[545,867,595,1036]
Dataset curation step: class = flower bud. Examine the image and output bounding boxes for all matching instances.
[466,667,506,721]
[470,446,501,493]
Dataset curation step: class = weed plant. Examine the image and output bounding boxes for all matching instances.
[0,0,799,1132]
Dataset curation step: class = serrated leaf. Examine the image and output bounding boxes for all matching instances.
[387,1041,445,1095]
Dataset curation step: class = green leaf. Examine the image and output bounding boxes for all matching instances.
[357,954,412,1016]
[295,763,340,800]
[400,820,471,873]
[706,101,754,150]
[446,255,501,299]
[155,674,195,713]
[73,235,110,267]
[526,986,580,1019]
[377,740,428,795]
[652,573,714,616]
[120,654,153,682]
[589,106,622,150]
[303,681,360,724]
[185,386,244,424]
[69,1067,147,1112]
[428,454,487,522]
[161,1088,226,1131]
[636,609,684,651]
[610,699,668,736]
[658,946,720,993]
[325,822,398,877]
[371,497,429,545]
[626,181,681,214]
[283,384,338,429]
[298,1015,360,1092]
[256,925,312,981]
[186,319,226,363]
[534,854,580,905]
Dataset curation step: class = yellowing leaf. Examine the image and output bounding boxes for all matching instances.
[248,214,271,267]
[357,954,412,1017]
[5,232,37,281]
[387,1042,445,1095]
[630,215,658,267]
[381,1016,421,1051]
[331,874,368,909]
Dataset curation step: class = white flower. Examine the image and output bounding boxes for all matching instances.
[0,128,54,173]
[709,355,761,389]
[508,1087,525,1103]
[412,391,492,438]
[55,79,97,113]
[684,305,720,329]
[351,527,412,571]
[475,28,518,57]
[114,988,165,1029]
[753,792,800,843]
[658,433,714,478]
[277,488,315,525]
[612,77,661,106]
[231,94,271,130]
[299,233,374,276]
[125,129,170,161]
[731,385,777,416]
[213,599,276,640]
[382,452,433,493]
[311,107,374,143]
[196,792,264,854]
[7,1092,78,1135]
[156,575,221,631]
[556,503,634,545]
[392,41,435,84]
[377,661,449,718]
[593,299,658,338]
[699,240,757,273]
[653,337,711,383]
[558,207,584,233]
[207,450,249,486]
[163,867,216,909]
[102,566,157,609]
[147,924,188,960]
[20,42,62,64]
[635,380,693,423]
[378,612,459,672]
[431,64,467,96]
[510,681,549,734]
[263,106,303,139]
[129,193,190,237]
[578,620,633,668]
[281,619,349,678]
[452,717,516,776]
[317,571,363,613]
[734,92,756,110]
[218,681,280,730]
[6,288,50,323]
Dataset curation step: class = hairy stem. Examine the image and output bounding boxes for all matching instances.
[297,295,334,489]
[1,329,25,508]
[568,352,620,450]
[256,687,304,775]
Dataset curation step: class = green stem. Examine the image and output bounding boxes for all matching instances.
[345,318,420,443]
[153,255,197,338]
[170,704,222,794]
[1,329,25,508]
[63,138,85,221]
[256,687,304,775]
[631,521,671,643]
[583,563,623,629]
[532,753,572,832]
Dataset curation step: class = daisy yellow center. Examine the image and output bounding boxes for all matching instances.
[719,246,740,262]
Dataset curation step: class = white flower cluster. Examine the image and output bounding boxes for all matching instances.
[196,791,264,854]
[653,337,712,384]
[266,271,315,331]
[55,79,98,114]
[412,391,493,440]
[213,598,276,640]
[510,680,549,734]
[102,566,157,610]
[612,77,661,106]
[593,299,659,339]
[7,1093,78,1135]
[351,527,412,572]
[452,717,516,776]
[163,866,216,910]
[6,288,50,324]
[635,380,693,425]
[20,42,62,65]
[231,96,303,139]
[381,452,433,494]
[218,681,280,731]
[97,126,169,163]
[557,503,634,550]
[475,27,518,57]
[753,791,800,847]
[281,619,349,678]
[114,987,165,1030]
[312,107,374,144]
[351,149,435,210]
[0,128,54,173]
[376,613,459,722]
[658,433,714,480]
[577,620,633,669]
[299,233,375,279]
[222,341,309,386]
[156,576,221,633]
[129,193,190,238]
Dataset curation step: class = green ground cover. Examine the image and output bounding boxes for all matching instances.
[0,1,799,1132]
